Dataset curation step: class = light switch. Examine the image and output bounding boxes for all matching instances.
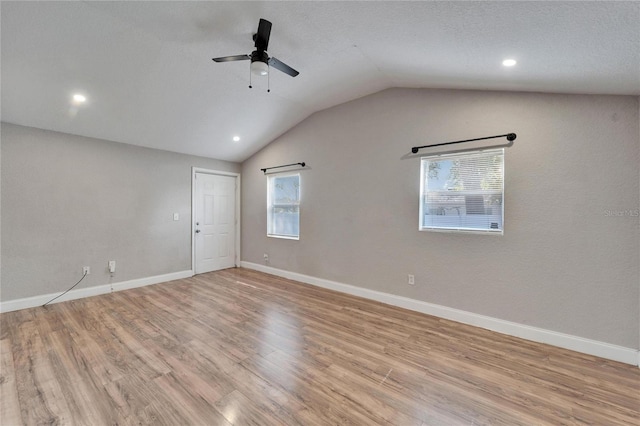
[173,213,179,221]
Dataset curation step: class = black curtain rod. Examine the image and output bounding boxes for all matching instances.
[260,162,306,174]
[411,133,516,154]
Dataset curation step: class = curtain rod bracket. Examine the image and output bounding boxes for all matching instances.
[411,133,516,154]
[261,162,306,174]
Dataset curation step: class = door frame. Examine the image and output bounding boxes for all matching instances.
[191,167,241,274]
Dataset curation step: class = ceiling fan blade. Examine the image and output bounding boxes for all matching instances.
[212,54,250,63]
[268,57,299,77]
[255,18,272,51]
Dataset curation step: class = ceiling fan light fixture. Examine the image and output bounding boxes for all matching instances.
[251,60,269,76]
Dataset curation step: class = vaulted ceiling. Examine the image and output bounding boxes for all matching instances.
[2,1,639,162]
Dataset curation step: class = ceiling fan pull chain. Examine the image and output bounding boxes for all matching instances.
[267,65,271,93]
[249,65,253,89]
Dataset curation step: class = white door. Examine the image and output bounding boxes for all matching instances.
[194,173,237,274]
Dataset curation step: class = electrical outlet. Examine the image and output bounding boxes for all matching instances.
[263,253,269,263]
[108,260,116,273]
[83,266,91,275]
[408,274,415,285]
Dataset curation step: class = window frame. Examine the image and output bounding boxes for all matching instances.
[419,148,505,235]
[267,172,301,240]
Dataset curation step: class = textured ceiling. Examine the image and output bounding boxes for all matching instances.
[2,1,639,162]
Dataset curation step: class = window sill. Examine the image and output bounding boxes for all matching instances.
[419,227,503,236]
[267,234,300,240]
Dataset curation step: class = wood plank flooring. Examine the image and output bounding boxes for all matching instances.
[1,267,639,425]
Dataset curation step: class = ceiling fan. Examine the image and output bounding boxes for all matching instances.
[212,18,299,88]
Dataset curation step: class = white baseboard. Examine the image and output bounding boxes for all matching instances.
[0,270,193,313]
[241,261,639,366]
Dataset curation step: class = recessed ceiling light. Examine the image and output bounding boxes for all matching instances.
[232,136,240,142]
[502,59,517,67]
[72,93,87,104]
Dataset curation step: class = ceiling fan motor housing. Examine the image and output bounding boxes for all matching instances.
[251,50,269,64]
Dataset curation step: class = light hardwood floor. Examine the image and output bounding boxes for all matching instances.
[1,268,639,425]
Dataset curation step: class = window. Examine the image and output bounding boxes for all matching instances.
[420,149,504,233]
[267,173,300,239]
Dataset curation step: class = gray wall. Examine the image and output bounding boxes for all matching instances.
[241,88,640,349]
[1,123,239,301]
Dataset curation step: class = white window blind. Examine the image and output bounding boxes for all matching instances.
[420,149,504,233]
[267,173,300,239]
